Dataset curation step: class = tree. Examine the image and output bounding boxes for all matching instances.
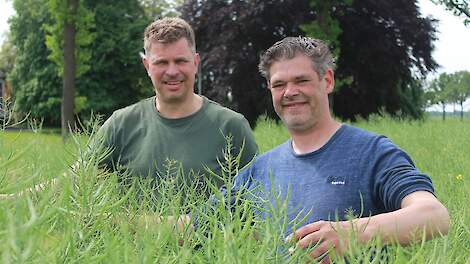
[9,0,63,125]
[62,0,79,137]
[45,0,95,137]
[447,71,470,120]
[432,0,470,26]
[332,0,437,120]
[426,73,451,120]
[140,0,183,19]
[0,32,16,77]
[301,0,352,59]
[182,0,316,127]
[9,0,152,127]
[181,0,437,126]
[76,0,151,120]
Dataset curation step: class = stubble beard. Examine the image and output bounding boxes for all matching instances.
[282,112,317,132]
[155,78,192,105]
[278,100,318,133]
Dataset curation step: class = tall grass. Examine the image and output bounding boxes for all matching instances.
[0,116,468,263]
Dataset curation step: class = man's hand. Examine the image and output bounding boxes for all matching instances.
[289,191,449,263]
[291,220,360,263]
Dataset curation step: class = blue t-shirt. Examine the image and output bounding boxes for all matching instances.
[222,124,434,233]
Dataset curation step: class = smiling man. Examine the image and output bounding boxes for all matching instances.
[208,36,449,262]
[97,17,257,197]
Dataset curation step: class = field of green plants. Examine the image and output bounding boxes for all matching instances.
[0,117,469,263]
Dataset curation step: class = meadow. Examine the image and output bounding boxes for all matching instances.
[0,116,468,263]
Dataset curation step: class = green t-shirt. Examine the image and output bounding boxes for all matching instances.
[98,96,258,193]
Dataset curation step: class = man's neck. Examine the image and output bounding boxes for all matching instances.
[155,94,203,119]
[290,118,341,155]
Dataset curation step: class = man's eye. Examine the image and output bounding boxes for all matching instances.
[271,83,285,89]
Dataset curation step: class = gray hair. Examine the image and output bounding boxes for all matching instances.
[258,36,335,80]
[143,17,196,54]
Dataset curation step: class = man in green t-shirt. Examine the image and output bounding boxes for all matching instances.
[97,17,258,194]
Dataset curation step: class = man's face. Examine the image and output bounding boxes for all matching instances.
[143,38,199,104]
[268,54,334,132]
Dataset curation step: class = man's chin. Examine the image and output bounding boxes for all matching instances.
[283,117,315,132]
[158,94,188,104]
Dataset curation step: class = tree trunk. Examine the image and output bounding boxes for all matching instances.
[441,102,446,121]
[61,0,78,139]
[460,100,464,121]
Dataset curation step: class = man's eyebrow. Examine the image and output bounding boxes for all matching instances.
[271,74,309,83]
[294,75,310,80]
[149,57,166,63]
[270,79,285,84]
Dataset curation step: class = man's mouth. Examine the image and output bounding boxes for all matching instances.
[282,101,307,108]
[163,80,184,86]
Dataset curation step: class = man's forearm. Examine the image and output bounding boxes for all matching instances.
[356,192,450,245]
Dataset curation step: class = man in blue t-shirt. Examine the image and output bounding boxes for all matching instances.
[213,36,449,261]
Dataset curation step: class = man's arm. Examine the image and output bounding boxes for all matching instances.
[293,191,449,260]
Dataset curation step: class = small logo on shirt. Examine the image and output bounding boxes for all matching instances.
[331,180,345,185]
[327,175,346,185]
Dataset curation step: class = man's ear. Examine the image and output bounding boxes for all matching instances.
[323,69,335,94]
[141,53,149,73]
[194,52,200,70]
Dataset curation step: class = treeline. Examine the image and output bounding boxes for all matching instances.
[426,71,470,120]
[0,0,467,127]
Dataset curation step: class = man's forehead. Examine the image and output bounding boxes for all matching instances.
[148,38,194,51]
[269,59,317,81]
[146,43,195,61]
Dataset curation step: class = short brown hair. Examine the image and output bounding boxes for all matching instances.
[258,36,335,81]
[143,17,196,54]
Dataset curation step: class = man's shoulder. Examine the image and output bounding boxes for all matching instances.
[205,98,242,116]
[337,124,399,156]
[112,97,154,117]
[203,97,246,123]
[337,124,385,144]
[254,141,291,164]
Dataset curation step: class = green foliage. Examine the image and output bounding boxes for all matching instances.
[426,73,450,106]
[425,73,452,120]
[8,0,153,126]
[301,0,352,59]
[75,0,152,120]
[140,0,183,19]
[9,0,63,125]
[45,0,96,78]
[446,71,470,105]
[425,71,470,118]
[432,71,470,120]
[1,117,468,262]
[0,32,16,76]
[301,0,353,92]
[431,0,470,26]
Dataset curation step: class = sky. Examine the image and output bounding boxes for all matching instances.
[1,0,469,108]
[0,0,14,44]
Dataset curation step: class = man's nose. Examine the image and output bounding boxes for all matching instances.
[165,62,179,76]
[283,82,299,98]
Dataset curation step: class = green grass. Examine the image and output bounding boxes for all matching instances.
[0,117,469,263]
